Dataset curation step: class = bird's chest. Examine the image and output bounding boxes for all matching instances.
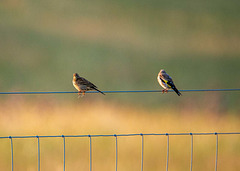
[158,76,170,89]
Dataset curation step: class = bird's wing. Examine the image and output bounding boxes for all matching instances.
[165,80,182,96]
[160,73,173,82]
[160,75,174,88]
[165,80,175,89]
[78,77,98,88]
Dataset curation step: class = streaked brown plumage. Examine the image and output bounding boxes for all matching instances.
[72,73,105,96]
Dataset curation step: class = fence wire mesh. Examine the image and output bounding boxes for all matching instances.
[1,132,239,171]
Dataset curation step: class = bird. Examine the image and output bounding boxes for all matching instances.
[157,69,182,96]
[72,73,105,97]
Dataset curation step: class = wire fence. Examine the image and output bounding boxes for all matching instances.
[1,90,239,170]
[0,88,240,95]
[1,132,240,171]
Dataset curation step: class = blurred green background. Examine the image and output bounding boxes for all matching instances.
[1,0,240,110]
[0,1,240,170]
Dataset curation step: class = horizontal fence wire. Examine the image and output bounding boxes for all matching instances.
[1,132,240,139]
[0,88,240,95]
[1,133,239,171]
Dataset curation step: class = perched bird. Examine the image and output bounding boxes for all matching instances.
[72,73,105,96]
[157,69,182,96]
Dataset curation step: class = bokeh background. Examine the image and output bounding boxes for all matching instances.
[0,0,240,170]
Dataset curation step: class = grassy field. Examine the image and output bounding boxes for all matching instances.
[1,0,240,109]
[0,0,240,170]
[0,100,239,171]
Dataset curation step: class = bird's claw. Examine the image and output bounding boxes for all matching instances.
[78,91,84,98]
[78,91,86,98]
[162,89,168,93]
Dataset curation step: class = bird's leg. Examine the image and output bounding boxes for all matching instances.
[78,91,82,98]
[82,91,85,96]
[162,89,168,93]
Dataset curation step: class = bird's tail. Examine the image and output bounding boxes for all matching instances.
[93,88,105,95]
[172,86,182,96]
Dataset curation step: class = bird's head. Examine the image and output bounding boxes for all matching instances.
[160,69,166,74]
[73,73,80,80]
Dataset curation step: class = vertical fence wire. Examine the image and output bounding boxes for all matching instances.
[215,133,218,171]
[37,136,40,171]
[141,134,144,171]
[114,135,118,171]
[190,133,193,171]
[9,136,13,171]
[89,135,92,171]
[166,134,169,171]
[62,135,66,171]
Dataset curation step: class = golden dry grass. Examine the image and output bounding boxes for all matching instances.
[0,98,239,171]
